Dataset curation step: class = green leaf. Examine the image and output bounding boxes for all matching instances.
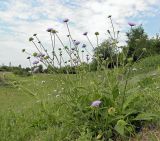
[114,120,127,136]
[133,113,158,121]
[112,85,119,100]
[123,93,139,110]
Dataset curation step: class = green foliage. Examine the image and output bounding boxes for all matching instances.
[92,40,118,69]
[147,35,160,55]
[114,119,127,136]
[126,26,148,61]
[0,65,31,76]
[0,64,160,140]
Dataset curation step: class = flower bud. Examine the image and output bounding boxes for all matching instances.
[29,37,34,42]
[33,52,38,57]
[83,32,88,36]
[95,32,99,36]
[63,18,69,23]
[46,28,53,32]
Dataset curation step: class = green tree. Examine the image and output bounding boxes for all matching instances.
[92,40,117,69]
[38,65,43,73]
[148,34,160,55]
[126,26,148,61]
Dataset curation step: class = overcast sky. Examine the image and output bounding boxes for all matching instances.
[0,0,160,67]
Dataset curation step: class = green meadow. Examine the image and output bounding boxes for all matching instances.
[0,55,160,141]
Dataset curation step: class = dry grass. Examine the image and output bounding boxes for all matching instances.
[131,128,160,141]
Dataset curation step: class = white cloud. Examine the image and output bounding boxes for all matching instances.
[0,0,159,66]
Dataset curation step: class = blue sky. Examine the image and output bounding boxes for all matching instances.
[0,0,160,66]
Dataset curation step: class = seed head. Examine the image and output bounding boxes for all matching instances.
[108,107,116,115]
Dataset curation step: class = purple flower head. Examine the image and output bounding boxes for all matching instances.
[46,28,53,32]
[33,60,39,65]
[128,22,136,27]
[74,41,80,46]
[83,32,88,36]
[91,100,102,107]
[82,44,86,48]
[41,54,45,57]
[37,53,45,57]
[63,18,69,23]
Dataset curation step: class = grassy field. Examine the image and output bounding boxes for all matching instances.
[0,56,160,141]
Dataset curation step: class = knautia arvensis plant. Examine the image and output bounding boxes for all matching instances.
[20,15,159,140]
